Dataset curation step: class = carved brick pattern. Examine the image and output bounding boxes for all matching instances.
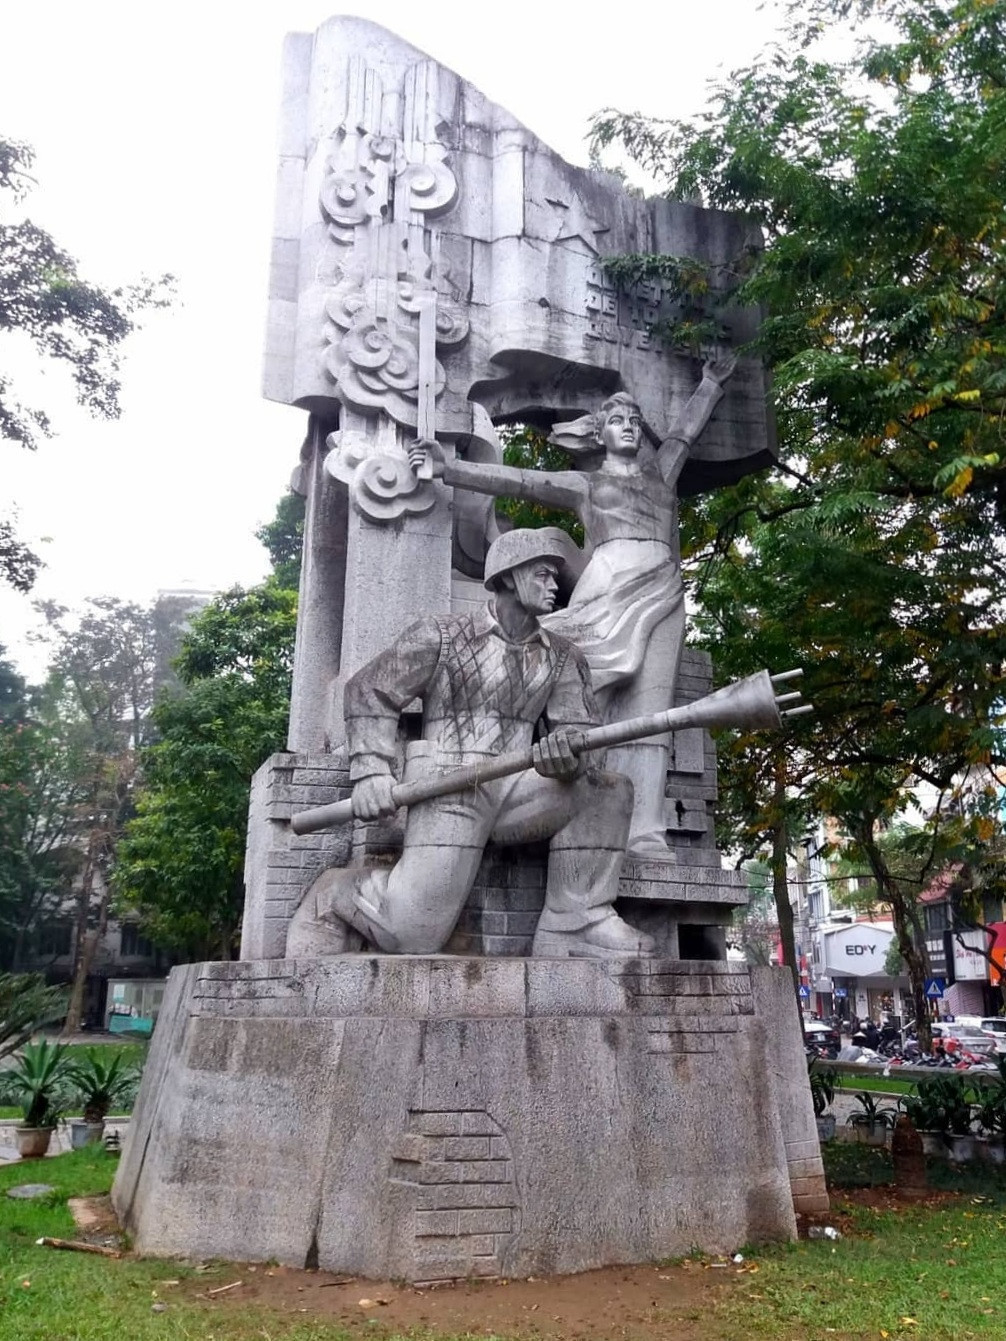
[192,971,303,1004]
[447,845,547,957]
[646,1020,742,1055]
[783,1136,830,1214]
[390,1109,519,1283]
[662,650,720,858]
[248,753,353,957]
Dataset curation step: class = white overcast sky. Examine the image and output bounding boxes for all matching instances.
[0,0,794,678]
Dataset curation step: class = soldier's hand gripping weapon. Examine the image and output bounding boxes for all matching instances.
[290,669,811,836]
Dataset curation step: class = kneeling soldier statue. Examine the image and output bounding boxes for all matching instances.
[287,527,654,959]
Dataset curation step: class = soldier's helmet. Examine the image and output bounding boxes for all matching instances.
[483,527,584,593]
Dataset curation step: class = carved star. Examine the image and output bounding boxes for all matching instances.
[545,196,610,254]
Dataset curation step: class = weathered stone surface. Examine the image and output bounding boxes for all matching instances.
[192,19,816,1291]
[750,965,830,1215]
[285,528,654,961]
[113,957,799,1278]
[266,18,772,485]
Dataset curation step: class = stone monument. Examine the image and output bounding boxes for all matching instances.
[112,16,827,1279]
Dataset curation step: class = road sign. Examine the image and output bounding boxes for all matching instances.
[925,977,945,1000]
[834,987,848,999]
[798,985,811,999]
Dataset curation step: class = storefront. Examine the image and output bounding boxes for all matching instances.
[946,929,997,1017]
[823,921,908,1023]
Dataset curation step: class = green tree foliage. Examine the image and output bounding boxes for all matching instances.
[731,859,778,967]
[0,674,91,972]
[114,581,297,960]
[35,598,163,751]
[591,0,1006,1042]
[30,598,190,1032]
[0,600,192,1017]
[0,139,171,590]
[255,489,306,591]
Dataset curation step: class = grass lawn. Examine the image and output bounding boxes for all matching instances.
[713,1143,1006,1340]
[4,1142,1006,1341]
[835,1072,915,1097]
[0,1149,348,1340]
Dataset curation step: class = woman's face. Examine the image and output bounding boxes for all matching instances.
[598,403,643,458]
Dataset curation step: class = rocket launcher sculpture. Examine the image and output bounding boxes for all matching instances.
[290,669,811,836]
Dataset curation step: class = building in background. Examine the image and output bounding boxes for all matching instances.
[21,890,173,1034]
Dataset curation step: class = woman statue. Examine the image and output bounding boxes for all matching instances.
[409,355,735,859]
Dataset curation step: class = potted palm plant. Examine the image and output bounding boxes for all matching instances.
[65,1048,140,1149]
[846,1090,898,1147]
[900,1079,949,1158]
[942,1075,977,1162]
[975,1059,1006,1164]
[808,1060,838,1142]
[8,1039,70,1158]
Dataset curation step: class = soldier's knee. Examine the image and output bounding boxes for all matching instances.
[384,908,451,955]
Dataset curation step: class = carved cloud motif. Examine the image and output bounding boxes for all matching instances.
[398,150,458,218]
[323,263,466,431]
[324,433,437,523]
[320,131,396,245]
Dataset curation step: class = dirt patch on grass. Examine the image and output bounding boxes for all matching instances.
[66,1194,127,1253]
[68,1195,120,1236]
[832,1185,962,1213]
[799,1182,964,1240]
[127,1181,984,1340]
[182,1259,743,1341]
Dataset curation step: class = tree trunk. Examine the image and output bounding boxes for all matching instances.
[860,828,931,1053]
[62,833,109,1036]
[771,758,801,1015]
[11,921,26,974]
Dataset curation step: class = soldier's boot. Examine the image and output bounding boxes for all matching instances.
[531,909,656,959]
[285,864,394,956]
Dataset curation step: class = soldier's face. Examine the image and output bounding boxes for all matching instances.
[510,559,560,615]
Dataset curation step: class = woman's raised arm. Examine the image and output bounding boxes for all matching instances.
[656,354,735,487]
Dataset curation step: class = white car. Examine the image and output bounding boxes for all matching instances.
[930,1022,998,1057]
[953,1016,1006,1054]
[979,1018,1006,1054]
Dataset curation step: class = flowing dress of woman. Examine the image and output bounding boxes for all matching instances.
[411,358,734,859]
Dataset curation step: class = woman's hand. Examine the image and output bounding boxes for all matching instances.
[407,439,444,478]
[702,352,737,386]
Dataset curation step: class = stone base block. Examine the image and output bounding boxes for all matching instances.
[113,958,824,1280]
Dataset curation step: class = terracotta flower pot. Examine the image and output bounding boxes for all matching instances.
[15,1125,55,1159]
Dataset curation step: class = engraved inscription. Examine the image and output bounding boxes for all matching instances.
[583,264,685,353]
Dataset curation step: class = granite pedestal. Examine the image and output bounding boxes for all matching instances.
[113,955,825,1280]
